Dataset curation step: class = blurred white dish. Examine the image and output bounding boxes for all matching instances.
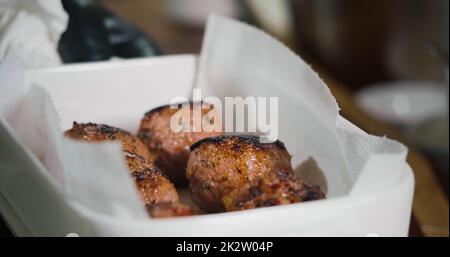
[356,80,448,126]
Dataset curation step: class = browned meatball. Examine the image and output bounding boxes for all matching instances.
[65,122,154,162]
[138,102,222,185]
[65,122,193,217]
[224,170,325,211]
[186,135,325,213]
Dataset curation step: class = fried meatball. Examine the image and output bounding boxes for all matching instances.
[65,122,154,163]
[65,122,193,217]
[224,170,325,211]
[138,102,222,185]
[186,135,325,213]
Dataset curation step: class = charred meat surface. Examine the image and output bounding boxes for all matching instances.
[65,122,154,162]
[187,135,325,213]
[65,122,193,217]
[138,102,222,185]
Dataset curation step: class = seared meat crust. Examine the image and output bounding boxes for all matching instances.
[65,122,193,217]
[187,135,325,213]
[138,102,222,185]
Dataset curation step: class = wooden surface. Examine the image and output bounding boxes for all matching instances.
[100,0,449,237]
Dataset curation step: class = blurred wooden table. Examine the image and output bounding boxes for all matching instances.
[100,0,448,237]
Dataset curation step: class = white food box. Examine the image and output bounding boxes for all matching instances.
[0,16,414,236]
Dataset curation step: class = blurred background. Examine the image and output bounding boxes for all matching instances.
[0,0,448,236]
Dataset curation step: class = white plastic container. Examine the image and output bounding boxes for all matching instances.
[0,55,414,236]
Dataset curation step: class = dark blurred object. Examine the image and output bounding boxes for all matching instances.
[426,42,449,84]
[100,7,161,58]
[59,0,111,62]
[426,42,449,67]
[0,214,13,237]
[291,0,449,90]
[59,0,160,63]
